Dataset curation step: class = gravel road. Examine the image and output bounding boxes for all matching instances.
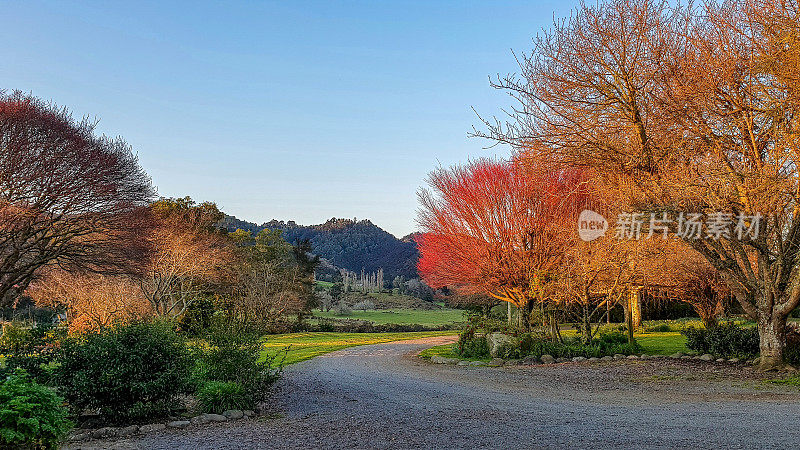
[74,335,800,449]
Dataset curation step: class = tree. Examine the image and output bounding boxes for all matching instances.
[140,198,235,318]
[555,236,636,343]
[28,271,151,333]
[643,243,731,329]
[0,92,153,307]
[481,0,800,369]
[417,157,589,330]
[229,230,312,327]
[291,239,320,314]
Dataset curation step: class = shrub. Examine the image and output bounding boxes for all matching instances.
[454,327,490,358]
[488,331,640,360]
[682,323,759,358]
[0,322,65,384]
[194,324,283,411]
[196,381,248,414]
[645,323,673,333]
[53,321,194,424]
[333,302,352,316]
[0,370,73,450]
[352,300,375,311]
[178,295,217,336]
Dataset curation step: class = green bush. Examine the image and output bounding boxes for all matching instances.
[454,327,490,358]
[194,323,283,411]
[682,323,759,358]
[53,321,194,424]
[0,370,73,450]
[479,331,640,360]
[0,323,65,384]
[178,296,217,336]
[196,381,248,414]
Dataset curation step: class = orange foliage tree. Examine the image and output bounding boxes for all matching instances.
[139,198,235,319]
[28,271,151,333]
[417,157,589,330]
[481,0,800,369]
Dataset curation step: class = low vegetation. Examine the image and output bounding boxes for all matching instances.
[0,370,72,449]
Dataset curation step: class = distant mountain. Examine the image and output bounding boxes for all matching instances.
[219,216,419,280]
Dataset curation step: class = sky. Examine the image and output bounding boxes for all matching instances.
[1,0,580,237]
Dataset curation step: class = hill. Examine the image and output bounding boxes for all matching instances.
[219,216,419,280]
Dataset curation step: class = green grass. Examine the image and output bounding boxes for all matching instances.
[766,375,800,387]
[635,332,688,355]
[313,308,465,326]
[261,331,457,365]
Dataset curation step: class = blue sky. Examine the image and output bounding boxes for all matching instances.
[2,1,578,237]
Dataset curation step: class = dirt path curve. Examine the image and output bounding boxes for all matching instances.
[79,335,800,449]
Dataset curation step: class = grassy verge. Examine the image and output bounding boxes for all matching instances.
[312,308,465,326]
[261,331,457,365]
[418,331,690,363]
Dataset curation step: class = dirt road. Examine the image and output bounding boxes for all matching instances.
[76,335,800,449]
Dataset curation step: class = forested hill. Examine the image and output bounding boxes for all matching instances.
[219,216,419,279]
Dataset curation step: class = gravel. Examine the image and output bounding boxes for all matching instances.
[72,336,800,449]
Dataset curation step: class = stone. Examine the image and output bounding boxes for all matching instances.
[601,356,613,361]
[540,354,556,364]
[191,414,211,425]
[627,355,639,360]
[506,359,521,366]
[140,423,167,433]
[488,358,505,367]
[91,427,118,439]
[205,414,228,422]
[223,410,244,420]
[457,360,471,366]
[431,356,459,365]
[118,425,139,437]
[588,357,600,362]
[167,420,190,429]
[243,410,255,418]
[681,355,693,360]
[555,357,569,363]
[639,354,649,359]
[522,355,540,365]
[487,333,516,358]
[716,358,726,363]
[69,432,91,442]
[572,356,586,362]
[613,354,625,360]
[728,358,740,363]
[670,352,685,359]
[469,360,486,366]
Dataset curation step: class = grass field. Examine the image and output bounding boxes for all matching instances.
[313,308,465,326]
[261,331,457,365]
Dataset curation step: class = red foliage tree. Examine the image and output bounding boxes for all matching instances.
[417,157,589,329]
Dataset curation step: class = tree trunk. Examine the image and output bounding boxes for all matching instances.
[518,300,532,331]
[581,303,592,345]
[757,312,788,370]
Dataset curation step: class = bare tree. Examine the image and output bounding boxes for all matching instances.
[0,91,154,307]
